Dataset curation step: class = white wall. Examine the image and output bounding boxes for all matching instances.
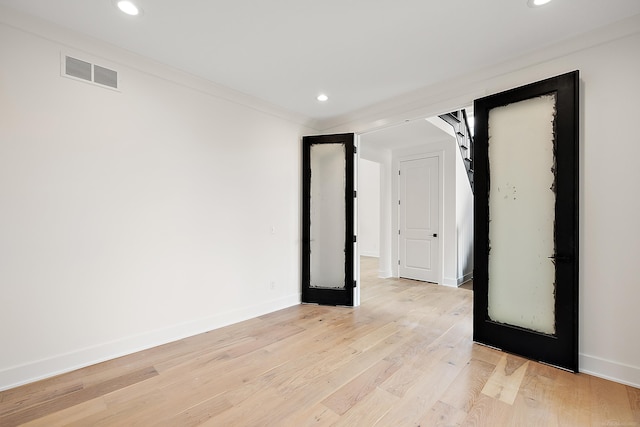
[358,159,380,257]
[0,12,312,390]
[329,18,640,388]
[360,145,393,278]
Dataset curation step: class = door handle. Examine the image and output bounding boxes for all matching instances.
[548,255,573,262]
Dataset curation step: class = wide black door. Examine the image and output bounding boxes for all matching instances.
[302,133,356,306]
[473,71,579,371]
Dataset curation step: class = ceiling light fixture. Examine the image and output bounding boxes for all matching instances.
[317,94,329,102]
[527,0,552,7]
[115,0,142,16]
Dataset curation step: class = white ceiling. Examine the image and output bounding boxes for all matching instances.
[360,118,453,152]
[1,0,640,125]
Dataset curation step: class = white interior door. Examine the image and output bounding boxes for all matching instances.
[399,156,439,283]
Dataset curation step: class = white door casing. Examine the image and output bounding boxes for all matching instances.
[399,156,440,283]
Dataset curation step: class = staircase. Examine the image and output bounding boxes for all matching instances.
[439,109,474,193]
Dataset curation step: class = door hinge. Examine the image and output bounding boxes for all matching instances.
[353,280,357,288]
[398,170,401,175]
[353,235,357,243]
[354,190,357,198]
[398,260,401,265]
[398,200,401,205]
[354,145,357,154]
[398,230,400,235]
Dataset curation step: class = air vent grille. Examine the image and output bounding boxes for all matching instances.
[63,55,119,90]
[65,56,92,81]
[94,65,118,89]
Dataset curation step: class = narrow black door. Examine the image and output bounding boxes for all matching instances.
[302,133,356,306]
[473,71,579,371]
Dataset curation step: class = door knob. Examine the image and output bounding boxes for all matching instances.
[433,233,438,237]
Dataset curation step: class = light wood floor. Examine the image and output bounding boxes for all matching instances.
[1,258,638,426]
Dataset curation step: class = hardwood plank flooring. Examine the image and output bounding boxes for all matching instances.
[1,256,638,426]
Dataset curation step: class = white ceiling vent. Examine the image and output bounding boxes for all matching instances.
[62,54,119,90]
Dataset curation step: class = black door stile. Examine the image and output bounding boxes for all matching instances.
[473,71,579,371]
[302,133,355,306]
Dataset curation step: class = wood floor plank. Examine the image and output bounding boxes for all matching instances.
[321,359,401,415]
[439,357,497,414]
[19,398,108,427]
[412,321,472,371]
[379,364,429,398]
[481,354,529,405]
[419,400,468,427]
[0,366,157,427]
[332,387,399,426]
[459,393,513,427]
[151,335,256,373]
[277,402,341,427]
[201,388,287,427]
[65,390,166,427]
[276,330,409,404]
[375,359,464,426]
[222,323,306,358]
[554,372,592,427]
[509,362,561,427]
[156,394,234,427]
[590,375,636,426]
[0,381,84,418]
[471,342,504,366]
[348,321,399,352]
[629,385,640,425]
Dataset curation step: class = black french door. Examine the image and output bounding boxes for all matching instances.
[302,133,357,306]
[473,71,579,371]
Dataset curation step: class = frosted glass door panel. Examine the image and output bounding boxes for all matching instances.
[310,143,346,289]
[487,94,556,335]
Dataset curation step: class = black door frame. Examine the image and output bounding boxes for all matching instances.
[473,71,579,371]
[302,133,356,306]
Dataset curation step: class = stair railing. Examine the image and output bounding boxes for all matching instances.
[439,109,474,193]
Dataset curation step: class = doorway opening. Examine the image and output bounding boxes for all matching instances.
[357,110,474,291]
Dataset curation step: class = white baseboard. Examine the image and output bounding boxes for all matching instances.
[359,251,380,258]
[457,272,473,286]
[378,269,393,278]
[442,277,458,287]
[0,294,300,392]
[579,353,640,388]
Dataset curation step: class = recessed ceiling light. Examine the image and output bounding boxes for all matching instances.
[527,0,552,7]
[317,94,329,102]
[115,0,142,16]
